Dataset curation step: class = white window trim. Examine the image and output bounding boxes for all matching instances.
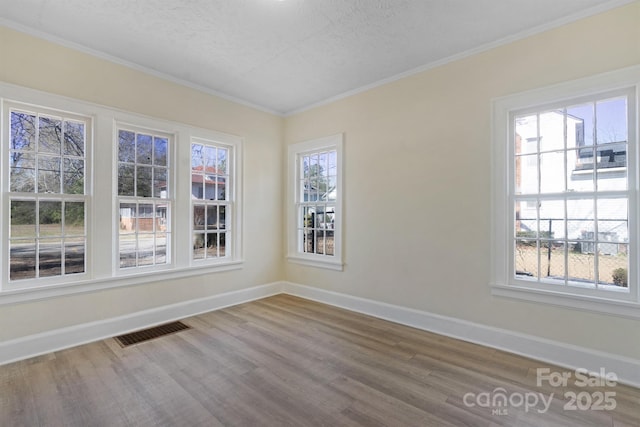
[0,82,243,306]
[287,134,344,271]
[491,65,640,319]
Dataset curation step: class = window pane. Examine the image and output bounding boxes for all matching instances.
[219,232,226,257]
[515,114,538,155]
[136,166,152,197]
[539,151,564,193]
[136,134,153,164]
[39,201,62,237]
[64,120,85,156]
[11,200,36,238]
[206,233,218,258]
[137,234,154,266]
[119,236,137,268]
[153,167,167,198]
[63,158,84,194]
[596,97,627,145]
[65,202,85,236]
[154,137,168,166]
[38,116,62,154]
[539,200,564,239]
[567,103,594,149]
[597,198,627,241]
[138,203,154,232]
[10,239,36,280]
[539,111,564,152]
[515,200,536,238]
[193,233,205,260]
[217,148,227,174]
[596,144,627,191]
[315,230,325,254]
[192,174,204,199]
[38,156,61,193]
[600,245,627,287]
[515,240,537,279]
[568,249,596,287]
[11,111,36,151]
[219,206,226,230]
[39,239,62,277]
[206,206,218,230]
[567,149,594,192]
[515,154,537,195]
[156,233,167,264]
[567,199,594,240]
[118,130,135,162]
[118,164,135,196]
[540,241,565,283]
[10,153,36,192]
[193,205,205,230]
[64,237,85,274]
[119,203,136,234]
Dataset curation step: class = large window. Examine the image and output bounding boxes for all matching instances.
[117,127,171,269]
[288,134,343,270]
[491,68,639,316]
[191,140,232,261]
[4,102,89,284]
[1,83,243,303]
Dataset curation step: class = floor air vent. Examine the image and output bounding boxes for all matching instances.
[114,321,190,347]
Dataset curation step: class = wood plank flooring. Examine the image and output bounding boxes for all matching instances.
[1,294,639,426]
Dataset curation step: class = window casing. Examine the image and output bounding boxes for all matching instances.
[288,134,343,270]
[491,67,640,317]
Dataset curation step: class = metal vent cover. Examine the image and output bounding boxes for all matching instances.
[114,321,190,347]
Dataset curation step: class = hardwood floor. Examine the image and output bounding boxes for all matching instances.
[1,294,639,426]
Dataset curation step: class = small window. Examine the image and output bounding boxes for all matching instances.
[288,134,343,270]
[117,127,171,269]
[191,140,232,262]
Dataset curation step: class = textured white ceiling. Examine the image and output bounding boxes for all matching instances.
[0,0,632,114]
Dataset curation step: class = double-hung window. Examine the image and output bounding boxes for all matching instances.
[3,102,90,285]
[191,140,232,261]
[117,126,171,270]
[288,134,343,270]
[491,67,639,316]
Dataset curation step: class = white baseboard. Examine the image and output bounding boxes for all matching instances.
[282,281,640,388]
[0,282,283,366]
[3,279,639,388]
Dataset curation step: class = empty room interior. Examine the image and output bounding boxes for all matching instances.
[1,1,639,425]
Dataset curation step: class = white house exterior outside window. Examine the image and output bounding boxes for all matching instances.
[288,134,344,271]
[491,66,640,317]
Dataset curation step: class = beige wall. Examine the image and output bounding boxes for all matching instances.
[284,2,640,359]
[1,3,639,360]
[0,26,284,340]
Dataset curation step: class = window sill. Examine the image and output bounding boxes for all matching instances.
[0,260,244,306]
[491,284,640,319]
[287,255,344,271]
